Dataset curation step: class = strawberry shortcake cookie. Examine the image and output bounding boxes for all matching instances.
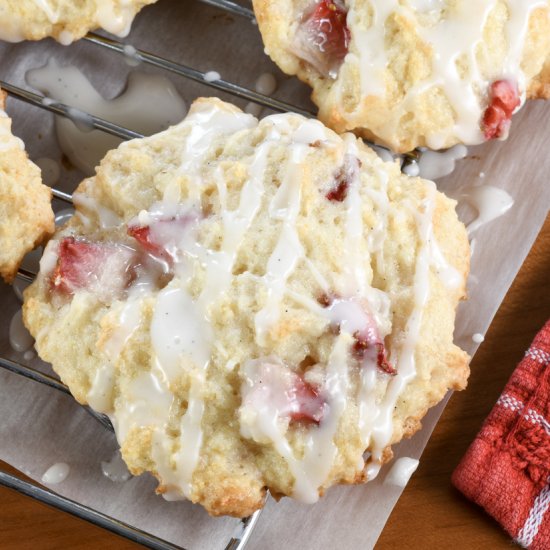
[0,89,54,283]
[0,0,156,44]
[253,0,550,152]
[24,97,469,516]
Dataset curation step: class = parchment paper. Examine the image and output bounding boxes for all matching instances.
[0,1,549,548]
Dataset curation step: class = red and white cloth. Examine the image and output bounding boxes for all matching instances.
[452,320,550,549]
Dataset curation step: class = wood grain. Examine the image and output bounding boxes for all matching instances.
[1,214,548,550]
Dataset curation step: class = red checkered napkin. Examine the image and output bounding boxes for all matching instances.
[452,320,550,549]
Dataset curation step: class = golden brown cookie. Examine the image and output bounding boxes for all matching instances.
[0,90,54,283]
[528,54,550,99]
[0,0,157,44]
[24,97,469,517]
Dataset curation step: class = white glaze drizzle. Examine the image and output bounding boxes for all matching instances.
[429,237,463,290]
[383,456,419,487]
[33,0,59,23]
[408,0,445,13]
[73,192,121,229]
[122,44,141,67]
[203,70,221,82]
[172,102,256,204]
[472,333,485,343]
[149,285,213,498]
[413,1,496,147]
[340,140,368,294]
[101,450,132,482]
[102,300,143,361]
[57,30,74,46]
[341,144,391,458]
[87,364,116,413]
[26,60,187,175]
[460,185,514,233]
[416,145,468,181]
[366,182,437,479]
[41,462,70,484]
[38,240,60,278]
[254,73,277,96]
[254,144,307,345]
[402,161,419,177]
[345,1,400,97]
[94,0,139,38]
[9,309,35,353]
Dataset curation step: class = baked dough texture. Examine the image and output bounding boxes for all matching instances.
[0,90,54,283]
[253,0,550,152]
[24,97,469,517]
[0,0,157,44]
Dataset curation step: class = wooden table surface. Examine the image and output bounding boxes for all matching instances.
[1,215,548,550]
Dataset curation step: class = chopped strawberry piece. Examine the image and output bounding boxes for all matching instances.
[353,331,396,376]
[287,375,326,424]
[483,103,508,140]
[491,80,520,111]
[326,177,348,202]
[51,237,135,299]
[127,224,170,261]
[294,0,350,78]
[317,292,334,307]
[376,343,396,376]
[325,155,360,202]
[310,1,350,62]
[324,296,396,376]
[127,214,196,263]
[240,361,327,429]
[482,80,520,140]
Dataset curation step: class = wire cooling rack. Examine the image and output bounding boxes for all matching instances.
[0,0,311,548]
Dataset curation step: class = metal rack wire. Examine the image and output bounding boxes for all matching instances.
[0,0,301,547]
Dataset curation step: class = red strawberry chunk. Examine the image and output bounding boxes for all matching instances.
[294,0,350,78]
[375,343,396,376]
[491,79,520,111]
[241,361,327,427]
[127,213,197,264]
[326,177,348,202]
[353,330,396,376]
[51,237,136,299]
[483,104,508,141]
[325,155,360,202]
[323,296,396,375]
[128,224,170,261]
[482,80,520,140]
[317,292,334,307]
[287,375,326,424]
[310,1,350,61]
